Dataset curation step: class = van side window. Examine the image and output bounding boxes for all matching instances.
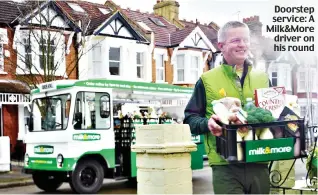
[73,92,111,130]
[100,95,110,118]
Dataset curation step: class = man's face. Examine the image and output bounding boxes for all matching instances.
[218,27,250,65]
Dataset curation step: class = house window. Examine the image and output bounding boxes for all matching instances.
[109,47,120,75]
[136,52,144,79]
[0,44,3,71]
[176,55,185,82]
[67,2,85,13]
[137,21,152,31]
[156,54,164,81]
[299,72,306,90]
[92,44,102,77]
[271,72,277,86]
[39,38,55,71]
[149,17,165,27]
[310,71,317,91]
[190,56,199,82]
[174,52,202,84]
[281,67,291,90]
[23,38,32,70]
[300,106,306,118]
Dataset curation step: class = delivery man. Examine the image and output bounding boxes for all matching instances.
[184,21,270,194]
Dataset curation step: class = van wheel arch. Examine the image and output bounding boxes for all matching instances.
[76,154,110,176]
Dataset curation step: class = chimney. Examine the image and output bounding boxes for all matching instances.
[243,15,262,36]
[153,0,180,23]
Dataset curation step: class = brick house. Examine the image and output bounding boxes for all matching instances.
[115,0,219,87]
[0,0,82,157]
[0,1,31,158]
[0,0,160,157]
[54,1,150,82]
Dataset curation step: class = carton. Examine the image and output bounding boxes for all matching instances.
[255,87,286,118]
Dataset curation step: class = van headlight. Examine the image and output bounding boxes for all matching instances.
[57,154,64,163]
[24,154,29,165]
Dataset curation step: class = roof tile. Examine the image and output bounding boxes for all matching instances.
[0,1,24,24]
[122,9,178,47]
[56,1,114,33]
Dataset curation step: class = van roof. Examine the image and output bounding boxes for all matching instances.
[32,79,194,95]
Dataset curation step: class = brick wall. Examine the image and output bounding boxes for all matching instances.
[0,27,15,80]
[65,34,78,80]
[151,52,156,83]
[165,48,173,84]
[151,47,212,87]
[0,29,78,157]
[151,48,175,84]
[0,28,78,83]
[2,105,18,153]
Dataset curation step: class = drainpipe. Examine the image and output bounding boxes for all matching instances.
[74,33,80,79]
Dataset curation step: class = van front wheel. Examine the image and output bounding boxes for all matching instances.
[70,159,104,194]
[32,171,64,192]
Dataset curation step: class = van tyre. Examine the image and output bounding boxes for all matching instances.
[70,159,104,194]
[32,171,63,192]
[127,177,137,187]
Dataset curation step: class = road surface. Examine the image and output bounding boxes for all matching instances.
[0,159,308,194]
[0,166,212,194]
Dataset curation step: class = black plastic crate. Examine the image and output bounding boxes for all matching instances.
[216,119,307,163]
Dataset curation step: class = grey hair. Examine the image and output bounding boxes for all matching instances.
[218,21,250,42]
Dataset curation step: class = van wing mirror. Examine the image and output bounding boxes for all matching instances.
[74,112,82,122]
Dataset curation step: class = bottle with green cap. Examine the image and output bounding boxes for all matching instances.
[244,97,255,111]
[211,100,230,125]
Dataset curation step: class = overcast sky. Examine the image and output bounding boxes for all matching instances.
[88,0,318,39]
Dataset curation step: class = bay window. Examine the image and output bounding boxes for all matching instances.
[174,51,202,83]
[16,30,65,75]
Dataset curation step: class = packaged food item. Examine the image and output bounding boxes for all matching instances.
[255,87,286,118]
[212,97,245,125]
[278,106,301,157]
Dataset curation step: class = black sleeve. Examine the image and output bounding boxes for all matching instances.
[183,78,210,135]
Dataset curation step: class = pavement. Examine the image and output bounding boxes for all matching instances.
[0,161,33,189]
[1,160,316,194]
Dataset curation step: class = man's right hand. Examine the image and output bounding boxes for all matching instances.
[208,114,223,136]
